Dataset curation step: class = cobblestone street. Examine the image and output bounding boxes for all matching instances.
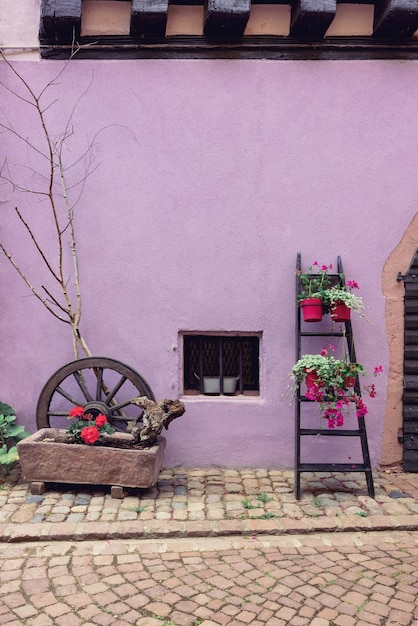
[1,467,418,624]
[1,532,418,626]
[1,467,418,536]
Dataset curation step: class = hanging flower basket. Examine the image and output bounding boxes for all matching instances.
[300,298,324,322]
[330,301,351,322]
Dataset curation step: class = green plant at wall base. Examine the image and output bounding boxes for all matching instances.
[0,402,30,473]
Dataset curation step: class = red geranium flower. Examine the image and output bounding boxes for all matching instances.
[69,406,85,418]
[80,425,100,445]
[95,414,108,427]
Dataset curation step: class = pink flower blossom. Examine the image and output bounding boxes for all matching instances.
[366,384,376,398]
[347,280,359,289]
[355,398,368,418]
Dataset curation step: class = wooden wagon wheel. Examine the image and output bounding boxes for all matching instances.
[36,357,155,431]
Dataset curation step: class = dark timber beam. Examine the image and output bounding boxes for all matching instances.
[290,0,337,39]
[40,0,81,43]
[131,0,169,38]
[373,0,418,38]
[204,0,251,37]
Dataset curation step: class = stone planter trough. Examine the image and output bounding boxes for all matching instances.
[17,428,166,497]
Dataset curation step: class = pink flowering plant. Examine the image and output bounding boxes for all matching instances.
[66,406,116,445]
[297,261,332,302]
[322,278,365,316]
[298,261,366,316]
[292,345,383,429]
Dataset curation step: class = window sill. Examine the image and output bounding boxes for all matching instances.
[181,391,261,401]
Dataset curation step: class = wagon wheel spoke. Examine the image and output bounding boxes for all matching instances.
[108,399,138,414]
[73,370,94,403]
[36,357,155,431]
[95,367,104,401]
[46,410,73,418]
[54,385,84,406]
[104,375,128,405]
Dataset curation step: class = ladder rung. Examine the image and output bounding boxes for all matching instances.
[297,463,370,472]
[300,331,345,337]
[299,428,362,436]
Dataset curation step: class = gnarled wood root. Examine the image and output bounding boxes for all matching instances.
[130,396,186,446]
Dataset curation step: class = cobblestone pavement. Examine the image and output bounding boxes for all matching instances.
[1,466,418,542]
[0,532,417,626]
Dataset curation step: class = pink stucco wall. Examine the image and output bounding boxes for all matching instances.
[1,58,417,468]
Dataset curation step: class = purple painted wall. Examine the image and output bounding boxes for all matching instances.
[1,59,417,468]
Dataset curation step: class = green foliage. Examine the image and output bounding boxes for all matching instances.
[0,403,31,472]
[257,491,273,503]
[242,497,258,510]
[291,353,340,386]
[249,511,278,519]
[0,402,15,417]
[322,286,365,313]
[123,506,147,513]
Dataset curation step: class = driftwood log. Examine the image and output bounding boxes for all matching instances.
[130,396,186,446]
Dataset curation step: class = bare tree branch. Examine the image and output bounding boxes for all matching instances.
[0,50,92,358]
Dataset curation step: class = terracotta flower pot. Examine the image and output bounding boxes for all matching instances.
[330,301,351,322]
[300,298,323,322]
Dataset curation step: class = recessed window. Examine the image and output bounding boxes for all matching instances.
[183,334,260,396]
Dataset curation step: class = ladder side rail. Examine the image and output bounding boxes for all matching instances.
[338,255,361,388]
[338,256,375,497]
[295,252,302,499]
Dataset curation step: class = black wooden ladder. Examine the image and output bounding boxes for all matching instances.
[294,253,375,500]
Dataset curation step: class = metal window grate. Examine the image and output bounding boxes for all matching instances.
[183,335,259,395]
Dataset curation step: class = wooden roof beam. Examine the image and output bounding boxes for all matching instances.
[204,0,251,37]
[131,0,169,38]
[40,0,82,43]
[373,0,418,38]
[290,0,337,39]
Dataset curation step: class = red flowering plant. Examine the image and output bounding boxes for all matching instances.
[66,406,116,445]
[302,345,383,429]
